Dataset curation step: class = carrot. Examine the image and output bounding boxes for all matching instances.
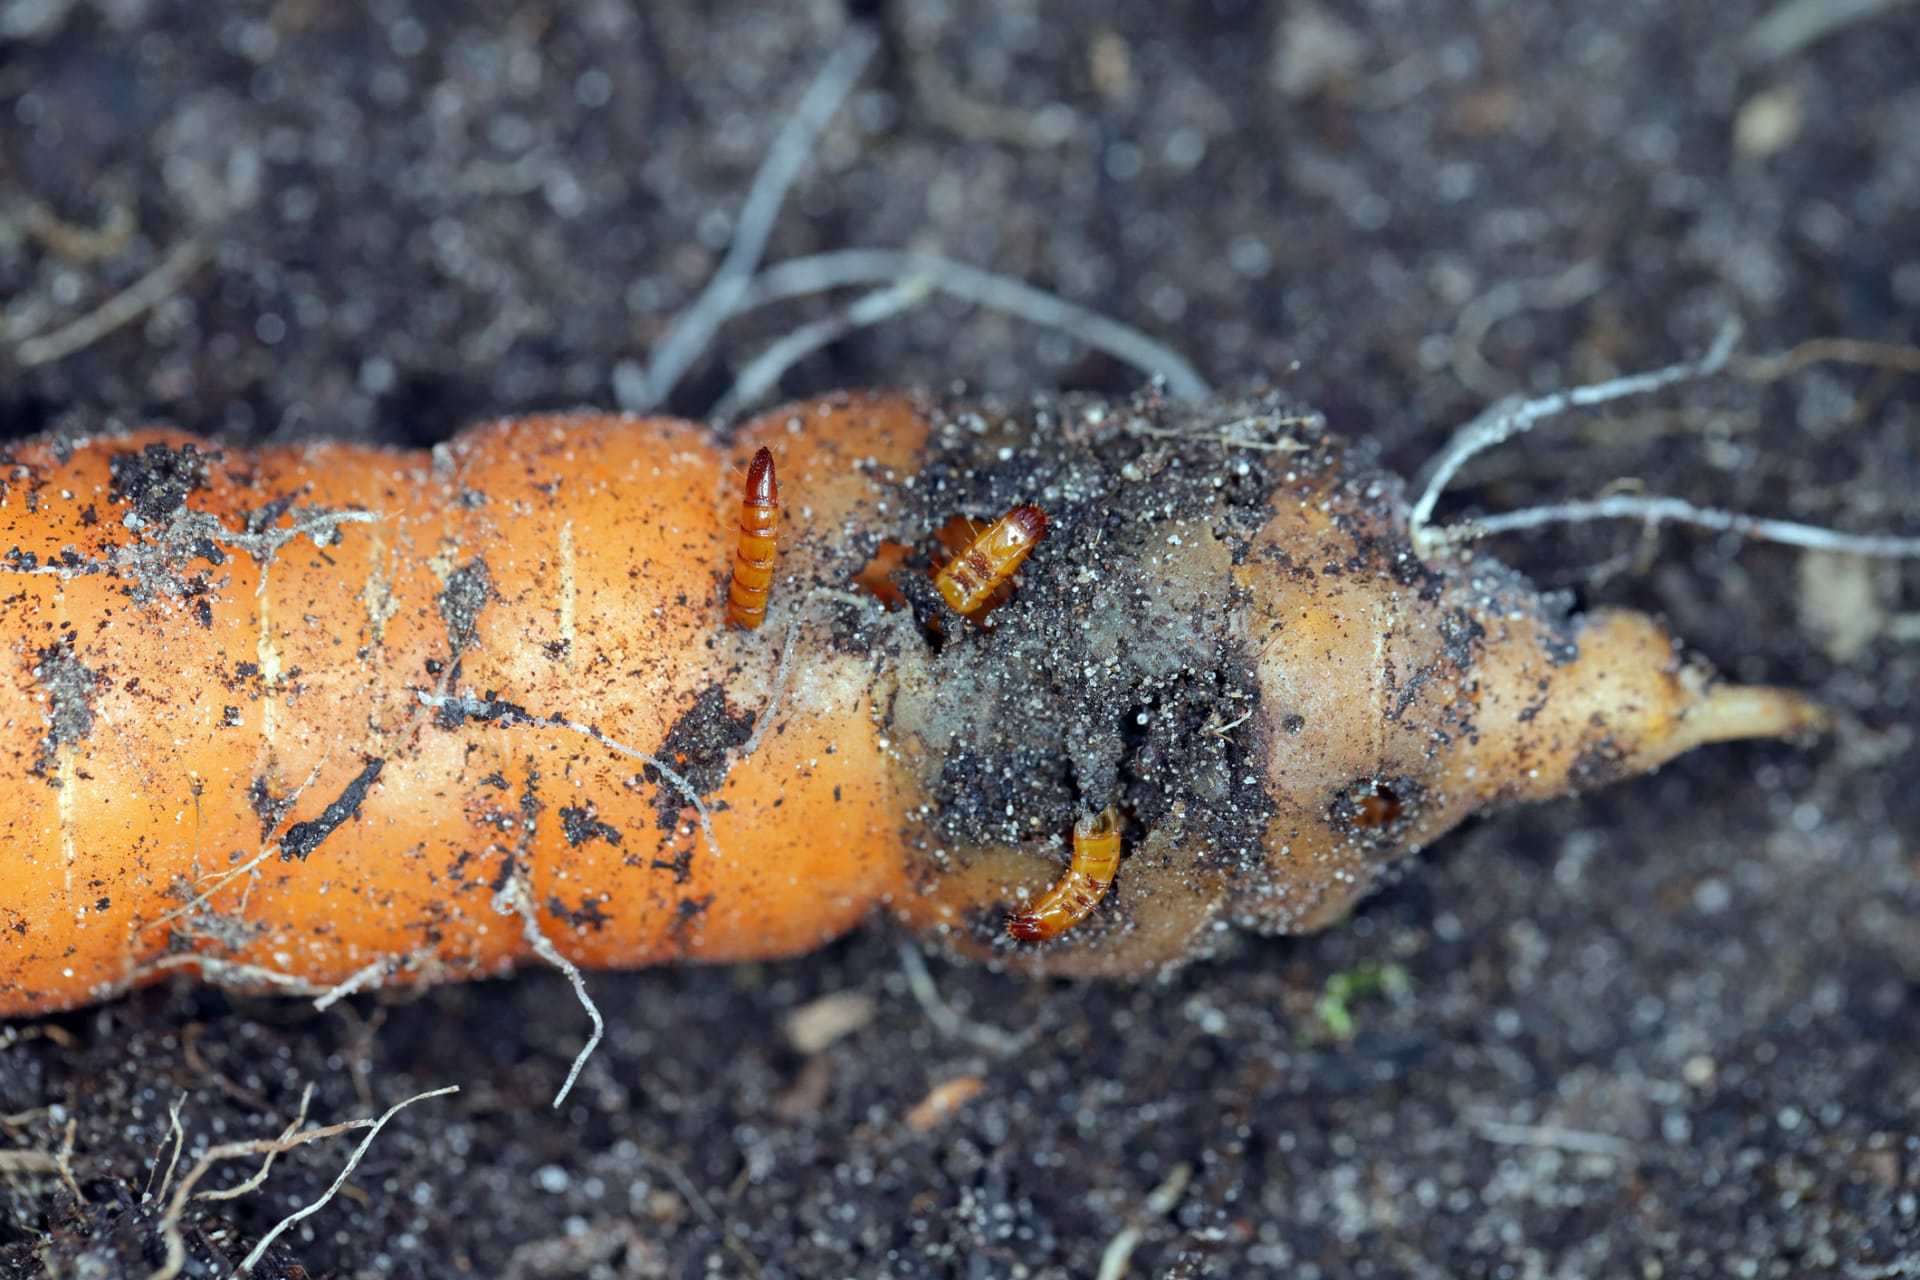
[0,390,1830,1017]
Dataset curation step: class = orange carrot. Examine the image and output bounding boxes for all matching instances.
[0,392,1827,1016]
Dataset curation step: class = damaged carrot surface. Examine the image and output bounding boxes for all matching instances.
[0,392,1827,1017]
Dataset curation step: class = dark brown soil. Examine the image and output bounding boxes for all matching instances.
[2,2,1916,1276]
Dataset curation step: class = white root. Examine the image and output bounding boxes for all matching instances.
[145,1084,457,1280]
[739,616,803,763]
[496,876,604,1110]
[146,1095,187,1206]
[1450,258,1606,396]
[1410,320,1742,549]
[617,24,1206,412]
[129,954,330,999]
[1735,336,1920,382]
[737,248,1211,400]
[1412,322,1920,565]
[196,1086,316,1204]
[1470,1117,1640,1161]
[232,1086,459,1276]
[413,690,723,863]
[12,238,211,368]
[620,25,879,411]
[894,939,1030,1057]
[1743,0,1918,64]
[1094,1162,1193,1280]
[714,278,934,420]
[310,959,392,1012]
[1427,494,1920,560]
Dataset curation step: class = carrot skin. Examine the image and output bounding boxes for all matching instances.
[0,402,928,1015]
[0,391,1829,1012]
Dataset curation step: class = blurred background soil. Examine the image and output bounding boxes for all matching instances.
[1,1,1916,1276]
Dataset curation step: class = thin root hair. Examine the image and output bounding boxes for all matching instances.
[1412,321,1920,564]
[11,238,211,369]
[736,248,1211,400]
[232,1086,459,1276]
[146,1084,457,1280]
[622,25,879,412]
[1410,319,1744,549]
[739,616,803,762]
[496,876,604,1109]
[617,28,1206,412]
[1429,493,1920,560]
[412,690,725,865]
[714,278,935,420]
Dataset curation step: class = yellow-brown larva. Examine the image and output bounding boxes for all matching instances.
[725,445,780,629]
[933,502,1048,616]
[1005,805,1124,943]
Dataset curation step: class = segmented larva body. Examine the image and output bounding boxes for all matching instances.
[934,503,1047,615]
[1005,806,1123,943]
[726,447,779,629]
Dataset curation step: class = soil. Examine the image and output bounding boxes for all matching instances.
[2,2,1916,1277]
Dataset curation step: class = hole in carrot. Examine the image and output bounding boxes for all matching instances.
[852,539,914,610]
[1327,775,1423,846]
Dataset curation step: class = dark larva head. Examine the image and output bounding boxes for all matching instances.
[1002,503,1046,547]
[744,446,778,506]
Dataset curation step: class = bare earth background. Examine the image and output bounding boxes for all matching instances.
[1,2,1917,1276]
